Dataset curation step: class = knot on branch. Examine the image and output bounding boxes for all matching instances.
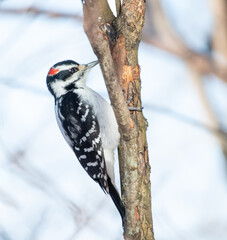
[100,22,117,49]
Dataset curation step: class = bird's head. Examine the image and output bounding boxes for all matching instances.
[46,60,98,98]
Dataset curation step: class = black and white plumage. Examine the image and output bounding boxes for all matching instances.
[46,60,125,222]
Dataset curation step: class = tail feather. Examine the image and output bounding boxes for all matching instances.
[107,176,125,226]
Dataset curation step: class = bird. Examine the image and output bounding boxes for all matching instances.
[46,59,125,224]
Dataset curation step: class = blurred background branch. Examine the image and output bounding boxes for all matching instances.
[0,7,82,20]
[143,0,227,160]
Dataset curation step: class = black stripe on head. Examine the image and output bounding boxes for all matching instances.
[53,60,79,68]
[55,70,72,81]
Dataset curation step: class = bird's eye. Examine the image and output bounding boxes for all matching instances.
[70,67,78,73]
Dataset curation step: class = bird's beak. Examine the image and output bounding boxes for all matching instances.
[78,60,99,71]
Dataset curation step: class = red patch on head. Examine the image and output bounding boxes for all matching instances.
[48,68,60,76]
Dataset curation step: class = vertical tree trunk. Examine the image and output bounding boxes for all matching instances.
[82,0,155,239]
[113,2,154,239]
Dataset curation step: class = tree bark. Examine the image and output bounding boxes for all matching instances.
[82,1,155,239]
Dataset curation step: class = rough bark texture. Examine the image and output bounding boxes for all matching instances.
[113,2,154,239]
[82,0,154,239]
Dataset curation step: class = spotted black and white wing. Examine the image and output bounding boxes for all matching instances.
[55,92,109,192]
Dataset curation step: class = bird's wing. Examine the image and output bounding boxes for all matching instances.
[56,92,109,192]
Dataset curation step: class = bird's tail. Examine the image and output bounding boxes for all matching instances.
[107,176,125,226]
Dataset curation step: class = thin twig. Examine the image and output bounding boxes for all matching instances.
[145,103,227,140]
[0,7,82,20]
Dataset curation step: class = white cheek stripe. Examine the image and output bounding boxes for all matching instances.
[51,80,67,97]
[53,64,74,72]
[51,75,78,98]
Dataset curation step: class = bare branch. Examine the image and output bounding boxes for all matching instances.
[0,140,83,222]
[142,34,227,82]
[209,0,227,62]
[144,0,227,160]
[82,1,154,239]
[67,199,107,240]
[188,65,227,159]
[145,103,227,140]
[144,0,227,83]
[1,6,227,82]
[0,7,82,20]
[82,0,134,140]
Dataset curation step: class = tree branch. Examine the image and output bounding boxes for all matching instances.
[82,1,154,239]
[144,0,227,83]
[2,5,227,82]
[144,0,227,161]
[82,0,134,140]
[209,0,227,62]
[0,7,82,20]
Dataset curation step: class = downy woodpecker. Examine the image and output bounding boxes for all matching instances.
[46,60,125,223]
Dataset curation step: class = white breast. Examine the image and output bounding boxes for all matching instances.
[74,87,120,150]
